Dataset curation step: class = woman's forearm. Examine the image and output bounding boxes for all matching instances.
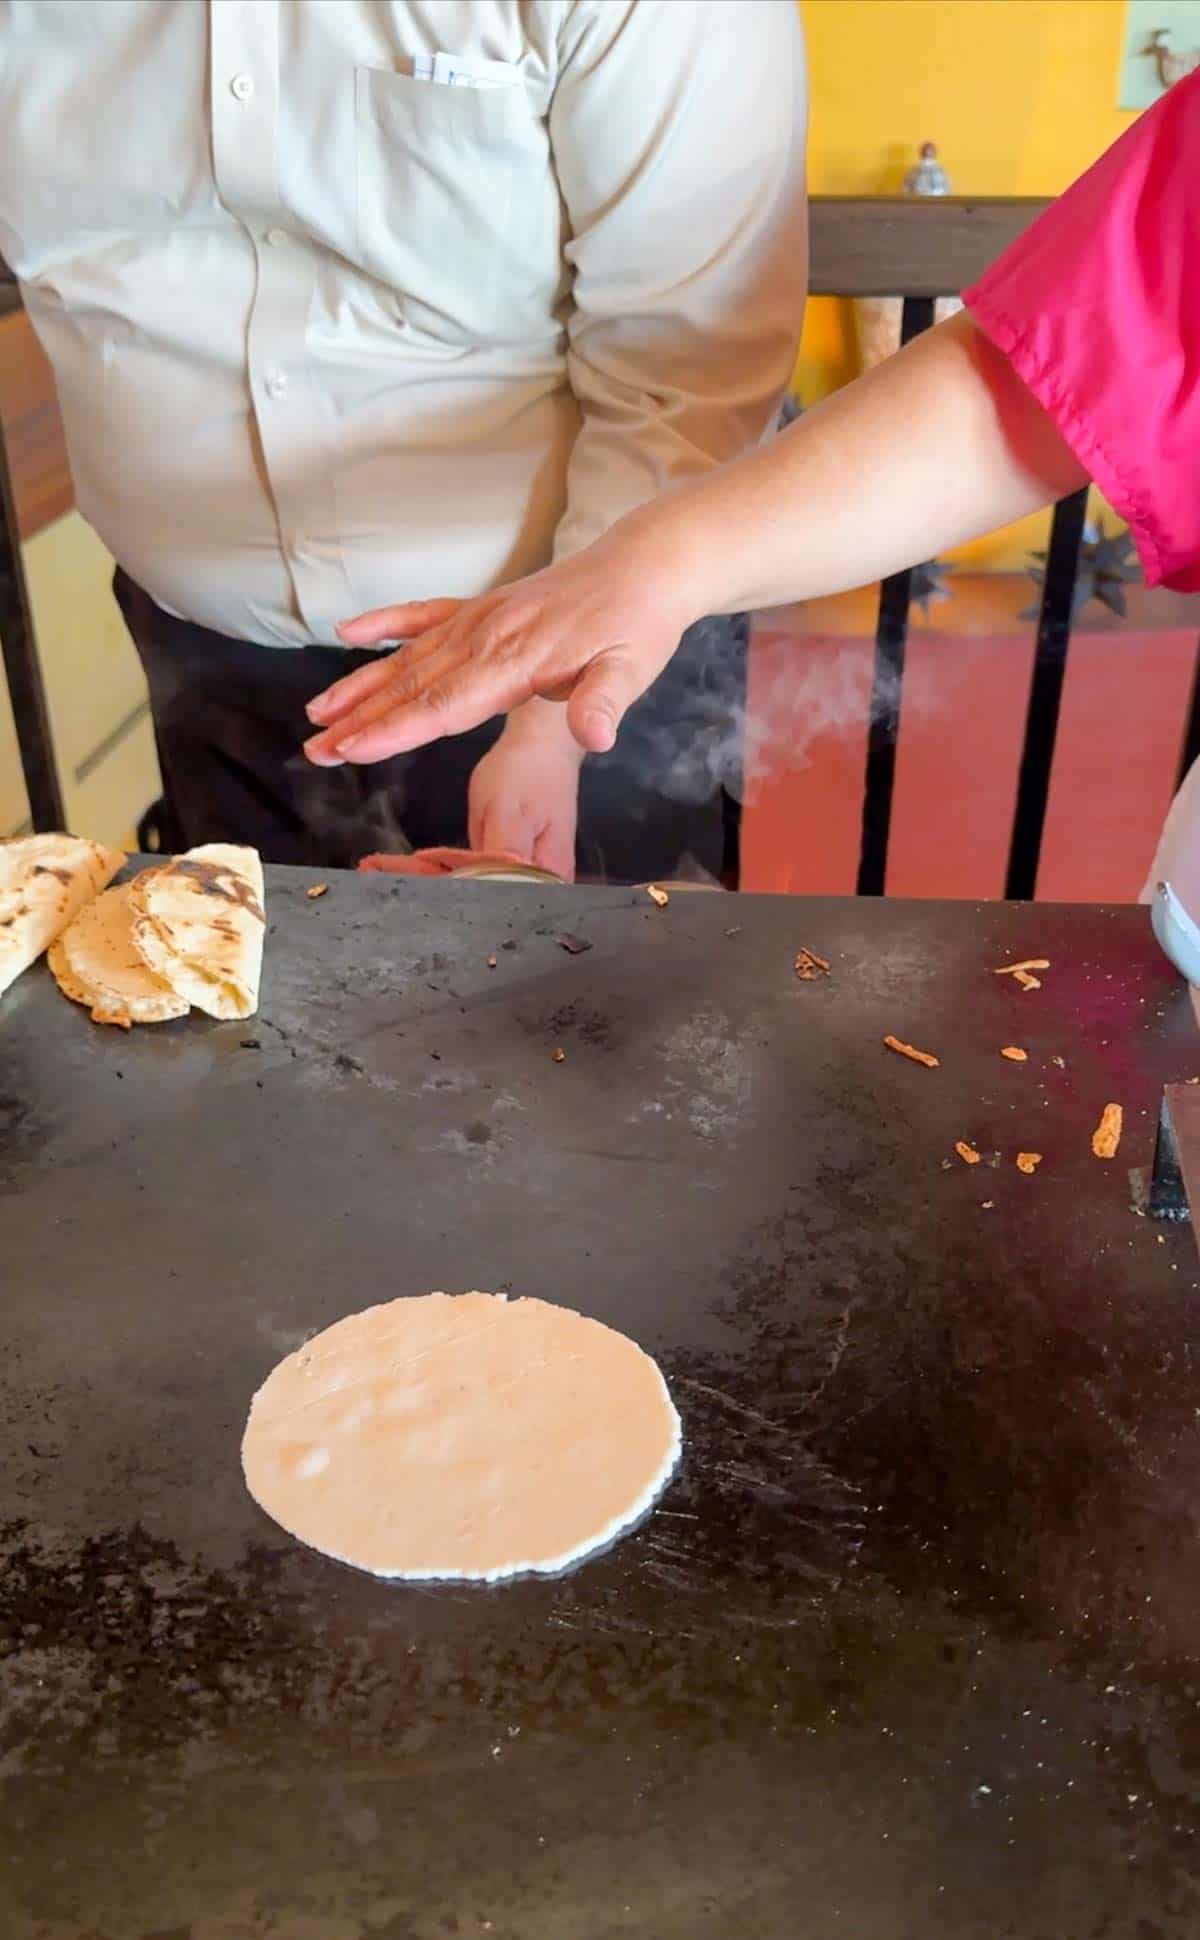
[308,316,1095,765]
[634,311,1090,621]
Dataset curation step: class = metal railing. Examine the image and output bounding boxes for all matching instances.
[811,195,1138,899]
[2,199,1194,891]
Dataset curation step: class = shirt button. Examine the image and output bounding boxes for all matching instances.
[264,227,290,248]
[230,73,255,102]
[264,365,289,399]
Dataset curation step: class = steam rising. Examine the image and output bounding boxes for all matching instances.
[613,618,921,809]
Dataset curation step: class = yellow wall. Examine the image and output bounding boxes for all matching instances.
[797,0,1139,569]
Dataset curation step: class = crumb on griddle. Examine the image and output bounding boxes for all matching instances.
[486,955,498,969]
[793,948,831,981]
[306,883,329,899]
[993,958,1050,977]
[551,1048,566,1063]
[955,1141,982,1166]
[1016,1151,1042,1174]
[557,933,593,955]
[883,1034,939,1069]
[646,884,669,908]
[1092,1102,1123,1160]
[1001,1046,1028,1063]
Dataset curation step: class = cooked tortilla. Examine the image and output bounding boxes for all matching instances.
[130,844,265,1021]
[0,833,124,998]
[48,881,188,1028]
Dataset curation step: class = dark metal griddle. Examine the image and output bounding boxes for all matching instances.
[4,873,1200,1940]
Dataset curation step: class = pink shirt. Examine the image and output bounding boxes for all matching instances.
[965,71,1200,593]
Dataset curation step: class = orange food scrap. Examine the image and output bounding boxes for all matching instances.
[551,1048,566,1064]
[1092,1102,1123,1161]
[1016,1152,1043,1174]
[793,948,831,981]
[1000,1046,1028,1063]
[883,1035,939,1069]
[306,882,329,900]
[993,959,1050,977]
[646,884,669,908]
[955,1141,981,1166]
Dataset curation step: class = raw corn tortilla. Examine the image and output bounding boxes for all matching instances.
[0,832,124,997]
[48,882,188,1028]
[242,1292,682,1582]
[130,843,265,1020]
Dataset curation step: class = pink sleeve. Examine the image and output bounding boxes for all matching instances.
[964,72,1200,592]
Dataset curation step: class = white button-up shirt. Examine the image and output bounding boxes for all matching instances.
[0,0,808,648]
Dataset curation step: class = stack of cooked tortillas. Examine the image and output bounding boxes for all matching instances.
[49,843,265,1028]
[0,833,126,998]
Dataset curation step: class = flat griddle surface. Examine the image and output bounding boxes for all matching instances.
[4,875,1199,1938]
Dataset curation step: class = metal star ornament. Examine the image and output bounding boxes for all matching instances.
[910,556,954,616]
[1020,519,1141,622]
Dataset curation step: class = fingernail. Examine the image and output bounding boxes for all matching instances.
[303,734,345,767]
[305,699,329,723]
[336,733,364,755]
[583,708,616,750]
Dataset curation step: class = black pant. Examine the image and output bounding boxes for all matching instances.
[115,571,747,882]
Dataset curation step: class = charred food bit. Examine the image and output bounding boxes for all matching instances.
[883,1035,939,1069]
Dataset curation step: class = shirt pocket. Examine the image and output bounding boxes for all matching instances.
[354,66,545,346]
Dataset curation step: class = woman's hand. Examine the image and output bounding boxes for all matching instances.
[302,517,697,767]
[304,314,1095,779]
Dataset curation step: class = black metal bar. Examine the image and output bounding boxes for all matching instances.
[721,610,752,889]
[1176,642,1200,789]
[856,294,937,897]
[1004,488,1089,901]
[0,415,64,831]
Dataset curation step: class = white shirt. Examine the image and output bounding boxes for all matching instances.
[0,0,808,648]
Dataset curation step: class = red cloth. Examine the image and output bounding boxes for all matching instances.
[965,70,1200,591]
[357,848,532,878]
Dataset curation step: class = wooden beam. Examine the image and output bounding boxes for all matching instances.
[809,196,1052,298]
[0,310,73,541]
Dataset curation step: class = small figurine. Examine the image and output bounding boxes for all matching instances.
[1144,28,1200,93]
[903,141,951,197]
